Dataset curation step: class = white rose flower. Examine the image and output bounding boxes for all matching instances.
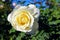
[7,4,40,34]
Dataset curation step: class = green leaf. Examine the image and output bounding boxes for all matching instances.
[9,28,16,34]
[16,32,25,40]
[10,35,16,40]
[56,31,60,34]
[32,37,37,40]
[49,20,60,25]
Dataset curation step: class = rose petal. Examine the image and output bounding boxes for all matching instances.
[7,13,12,22]
[33,8,40,18]
[14,26,32,32]
[28,4,36,15]
[26,21,38,34]
[28,4,40,18]
[28,4,36,9]
[13,4,21,10]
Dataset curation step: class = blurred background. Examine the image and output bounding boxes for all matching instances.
[0,0,60,40]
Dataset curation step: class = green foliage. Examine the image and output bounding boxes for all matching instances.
[9,28,16,34]
[0,0,60,40]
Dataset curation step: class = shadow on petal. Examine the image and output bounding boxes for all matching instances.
[26,21,39,35]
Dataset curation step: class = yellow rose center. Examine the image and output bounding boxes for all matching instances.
[16,10,30,26]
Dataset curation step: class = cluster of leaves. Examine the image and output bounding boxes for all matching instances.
[0,0,60,40]
[40,0,60,40]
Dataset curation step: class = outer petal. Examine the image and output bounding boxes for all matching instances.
[28,4,36,9]
[28,4,36,15]
[28,4,40,18]
[26,21,38,34]
[13,4,21,11]
[15,26,32,32]
[33,8,40,18]
[7,13,12,23]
